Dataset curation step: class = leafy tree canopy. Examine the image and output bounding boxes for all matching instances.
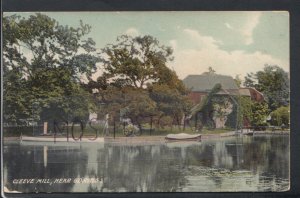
[148,84,192,117]
[84,34,191,129]
[98,35,180,89]
[3,13,99,124]
[244,64,289,111]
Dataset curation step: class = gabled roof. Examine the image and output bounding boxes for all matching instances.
[183,74,239,92]
[239,88,251,96]
[240,87,265,102]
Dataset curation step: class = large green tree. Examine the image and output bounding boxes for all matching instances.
[85,34,191,132]
[250,101,269,126]
[244,64,289,111]
[3,13,99,124]
[236,96,269,128]
[98,35,182,89]
[148,84,192,128]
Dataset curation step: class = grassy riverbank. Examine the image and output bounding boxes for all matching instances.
[3,125,289,139]
[3,125,233,138]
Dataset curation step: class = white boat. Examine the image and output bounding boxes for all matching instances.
[165,133,201,142]
[21,136,104,143]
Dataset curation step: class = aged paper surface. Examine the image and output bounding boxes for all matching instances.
[2,11,289,193]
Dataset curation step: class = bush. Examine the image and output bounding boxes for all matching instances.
[270,106,290,126]
[251,101,269,126]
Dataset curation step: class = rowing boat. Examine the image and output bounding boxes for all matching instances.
[165,133,201,142]
[20,136,104,143]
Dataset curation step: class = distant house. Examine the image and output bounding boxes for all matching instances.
[183,73,264,129]
[183,73,264,104]
[183,74,240,104]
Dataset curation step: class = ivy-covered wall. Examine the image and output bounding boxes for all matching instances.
[211,96,234,128]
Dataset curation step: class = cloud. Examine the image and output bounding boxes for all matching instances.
[183,28,223,49]
[225,12,262,45]
[242,12,262,45]
[125,27,140,37]
[225,23,233,29]
[168,28,289,80]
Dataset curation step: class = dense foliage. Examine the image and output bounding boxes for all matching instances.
[250,101,269,126]
[84,35,191,130]
[244,64,289,111]
[3,13,99,125]
[3,13,290,134]
[270,106,290,126]
[97,35,185,92]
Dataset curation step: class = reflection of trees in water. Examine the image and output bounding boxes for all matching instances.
[183,136,289,191]
[268,136,289,178]
[185,139,235,169]
[258,136,289,190]
[183,139,237,189]
[185,144,214,167]
[93,144,188,192]
[204,136,289,179]
[4,136,289,192]
[230,136,289,191]
[3,143,88,192]
[240,136,289,177]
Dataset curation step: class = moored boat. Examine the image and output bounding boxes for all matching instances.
[20,136,104,143]
[165,133,201,142]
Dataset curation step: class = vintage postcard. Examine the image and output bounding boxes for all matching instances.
[2,11,290,194]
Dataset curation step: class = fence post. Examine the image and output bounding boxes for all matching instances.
[150,116,153,136]
[43,122,48,135]
[113,118,116,139]
[183,114,186,131]
[195,113,198,130]
[66,121,69,142]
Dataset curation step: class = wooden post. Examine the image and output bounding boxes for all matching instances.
[113,118,116,139]
[150,116,153,136]
[43,122,48,135]
[183,114,186,131]
[195,113,198,130]
[66,121,69,142]
[53,121,56,143]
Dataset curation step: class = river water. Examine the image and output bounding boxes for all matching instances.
[3,135,289,192]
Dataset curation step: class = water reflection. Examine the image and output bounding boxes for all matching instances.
[3,135,289,192]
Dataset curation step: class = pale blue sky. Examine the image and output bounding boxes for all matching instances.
[4,11,289,79]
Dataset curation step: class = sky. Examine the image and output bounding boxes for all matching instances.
[4,11,289,80]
